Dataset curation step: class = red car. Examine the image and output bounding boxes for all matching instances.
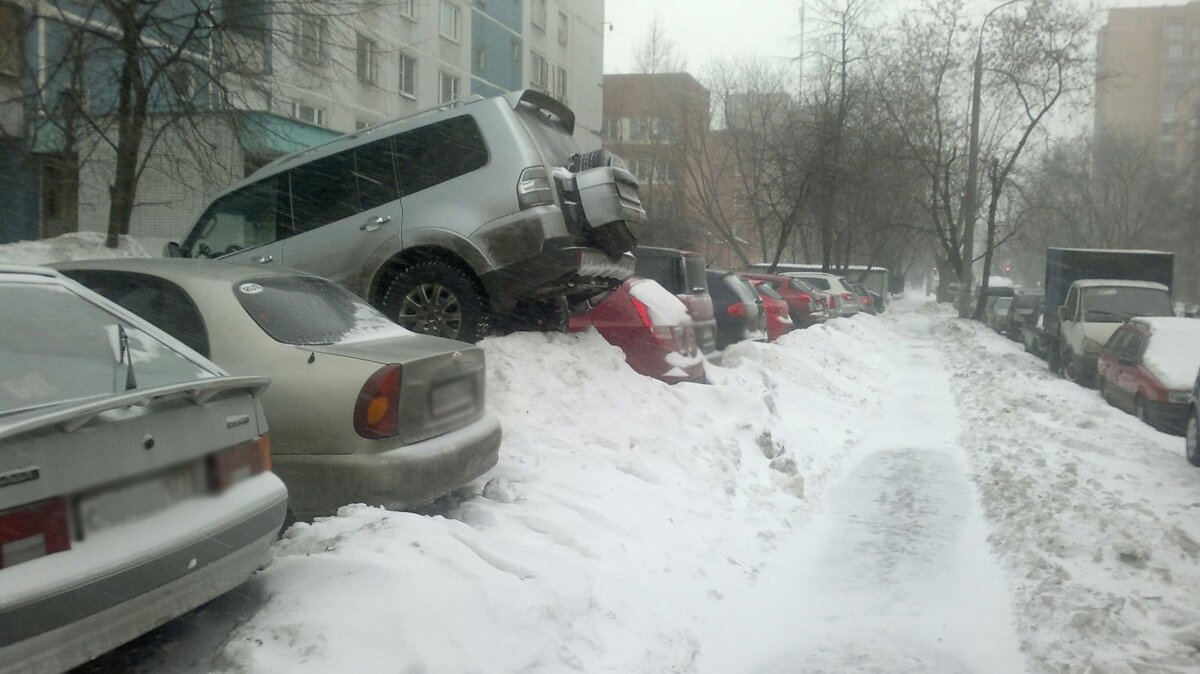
[634,246,719,355]
[740,272,828,328]
[1098,317,1200,435]
[570,278,704,383]
[751,280,796,341]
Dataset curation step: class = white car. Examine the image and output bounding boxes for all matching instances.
[782,272,861,318]
[1056,279,1174,385]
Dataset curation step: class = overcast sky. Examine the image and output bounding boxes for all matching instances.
[601,0,1195,76]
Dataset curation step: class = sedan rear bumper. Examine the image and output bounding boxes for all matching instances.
[0,477,286,674]
[273,413,502,518]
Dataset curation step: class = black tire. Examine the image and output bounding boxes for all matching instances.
[1135,395,1149,424]
[1186,410,1199,467]
[503,296,569,334]
[571,149,622,172]
[1061,350,1077,383]
[380,259,491,343]
[1098,378,1108,402]
[1048,344,1062,374]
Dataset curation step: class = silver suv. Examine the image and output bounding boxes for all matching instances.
[168,90,644,342]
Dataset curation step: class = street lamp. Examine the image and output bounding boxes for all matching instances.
[957,0,1027,318]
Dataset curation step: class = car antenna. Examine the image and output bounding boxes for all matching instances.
[118,325,137,391]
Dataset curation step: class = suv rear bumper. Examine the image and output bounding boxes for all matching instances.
[482,238,635,308]
[272,413,502,518]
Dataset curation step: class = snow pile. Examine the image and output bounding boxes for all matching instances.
[0,232,152,266]
[209,320,894,673]
[627,278,691,326]
[1138,317,1200,391]
[932,313,1200,673]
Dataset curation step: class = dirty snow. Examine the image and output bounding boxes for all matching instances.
[1137,317,1200,391]
[0,232,151,266]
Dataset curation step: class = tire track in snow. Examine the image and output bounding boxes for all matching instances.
[699,312,1028,674]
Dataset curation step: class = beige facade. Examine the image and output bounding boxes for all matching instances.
[1095,1,1200,172]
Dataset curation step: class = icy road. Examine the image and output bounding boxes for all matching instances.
[48,287,1200,674]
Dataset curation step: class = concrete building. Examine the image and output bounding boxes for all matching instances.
[0,0,604,245]
[1095,1,1200,172]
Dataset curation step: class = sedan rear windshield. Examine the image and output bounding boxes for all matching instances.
[1,281,215,416]
[234,276,406,345]
[724,275,760,304]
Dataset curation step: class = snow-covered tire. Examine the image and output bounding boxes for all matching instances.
[1186,410,1199,467]
[380,260,491,343]
[1098,378,1108,402]
[1061,350,1079,383]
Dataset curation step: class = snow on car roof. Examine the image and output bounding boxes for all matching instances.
[1131,317,1200,391]
[1049,247,1172,255]
[1073,279,1169,290]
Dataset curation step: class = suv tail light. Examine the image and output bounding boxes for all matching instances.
[0,498,71,569]
[517,166,554,209]
[354,364,403,439]
[209,435,271,492]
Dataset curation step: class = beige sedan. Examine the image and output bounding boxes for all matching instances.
[55,259,501,519]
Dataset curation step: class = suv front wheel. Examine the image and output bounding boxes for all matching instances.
[381,260,491,343]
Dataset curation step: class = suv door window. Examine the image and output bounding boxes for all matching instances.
[186,174,290,258]
[288,151,361,233]
[354,138,403,211]
[1064,288,1080,321]
[394,115,489,195]
[60,270,211,357]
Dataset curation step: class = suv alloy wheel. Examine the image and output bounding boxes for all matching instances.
[382,260,491,342]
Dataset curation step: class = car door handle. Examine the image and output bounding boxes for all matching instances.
[361,215,391,232]
[254,255,274,264]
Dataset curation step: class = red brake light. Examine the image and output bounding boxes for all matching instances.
[0,498,71,569]
[841,292,853,300]
[798,293,812,303]
[629,295,654,330]
[209,435,271,492]
[354,364,403,439]
[829,296,838,308]
[726,303,748,318]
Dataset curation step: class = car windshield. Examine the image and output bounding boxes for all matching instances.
[1,279,214,416]
[234,276,407,346]
[1082,287,1173,322]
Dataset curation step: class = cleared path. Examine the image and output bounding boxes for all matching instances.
[700,313,1028,673]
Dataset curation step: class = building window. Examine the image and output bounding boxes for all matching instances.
[554,65,567,101]
[439,71,460,104]
[1167,43,1185,60]
[530,51,548,89]
[290,101,327,126]
[399,0,416,19]
[558,10,568,45]
[1166,24,1185,40]
[474,47,486,73]
[440,1,460,41]
[511,38,522,64]
[296,14,327,63]
[399,52,417,97]
[356,119,371,131]
[601,117,622,141]
[532,0,546,29]
[356,33,379,84]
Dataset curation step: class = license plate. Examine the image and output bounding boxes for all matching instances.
[76,462,202,538]
[431,378,475,418]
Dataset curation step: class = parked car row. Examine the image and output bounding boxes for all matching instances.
[979,255,1197,468]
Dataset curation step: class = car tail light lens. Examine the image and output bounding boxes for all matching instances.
[841,292,854,301]
[209,435,271,493]
[828,295,838,309]
[861,296,872,305]
[354,364,403,439]
[517,166,554,209]
[630,295,674,341]
[798,293,812,303]
[726,303,748,318]
[0,498,71,569]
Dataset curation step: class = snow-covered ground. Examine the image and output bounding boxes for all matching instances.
[7,234,1200,672]
[0,231,151,265]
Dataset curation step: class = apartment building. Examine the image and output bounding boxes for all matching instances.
[1095,1,1200,172]
[0,0,604,245]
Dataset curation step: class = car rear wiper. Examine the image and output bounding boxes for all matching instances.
[106,324,138,391]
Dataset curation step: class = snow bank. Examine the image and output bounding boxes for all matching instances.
[210,320,894,673]
[1138,317,1200,391]
[0,232,152,266]
[932,312,1200,673]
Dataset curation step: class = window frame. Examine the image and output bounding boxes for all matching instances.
[398,52,417,98]
[557,10,568,45]
[532,0,547,29]
[530,50,548,89]
[399,0,416,20]
[355,32,380,84]
[295,13,328,64]
[439,0,461,42]
[438,70,461,104]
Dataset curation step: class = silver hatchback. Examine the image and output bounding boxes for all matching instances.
[168,90,645,342]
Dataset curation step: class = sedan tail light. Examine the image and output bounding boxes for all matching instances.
[209,435,271,492]
[726,303,748,318]
[354,364,403,439]
[630,295,674,341]
[841,292,854,301]
[828,295,839,309]
[0,498,71,569]
[798,293,812,303]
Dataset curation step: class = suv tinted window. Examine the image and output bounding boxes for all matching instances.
[636,255,684,294]
[394,115,488,195]
[234,276,404,345]
[682,255,708,294]
[187,174,290,258]
[60,270,211,357]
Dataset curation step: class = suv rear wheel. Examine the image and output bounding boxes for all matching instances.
[1186,410,1199,467]
[381,260,490,342]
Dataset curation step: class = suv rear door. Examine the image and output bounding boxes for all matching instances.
[279,136,405,287]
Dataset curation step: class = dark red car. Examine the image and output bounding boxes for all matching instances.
[570,278,704,383]
[1098,317,1200,435]
[750,280,795,341]
[634,246,718,356]
[740,272,828,328]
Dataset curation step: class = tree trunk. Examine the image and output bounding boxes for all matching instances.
[105,8,147,249]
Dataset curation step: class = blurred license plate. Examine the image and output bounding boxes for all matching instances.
[432,378,475,418]
[77,463,202,537]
